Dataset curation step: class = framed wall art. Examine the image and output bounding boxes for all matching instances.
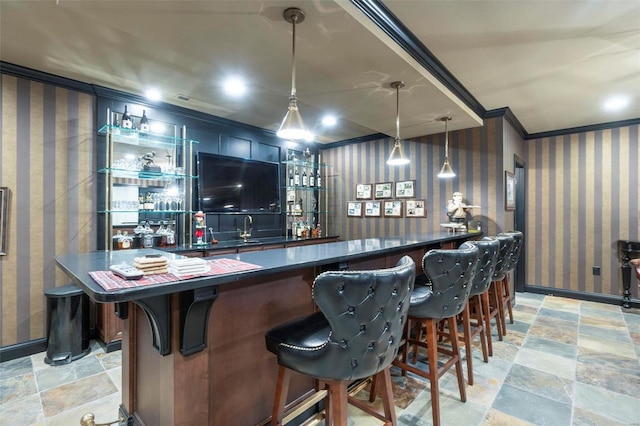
[364,201,381,217]
[383,200,403,217]
[356,183,372,200]
[0,187,9,255]
[374,182,393,199]
[505,171,516,211]
[395,180,415,198]
[347,201,363,217]
[405,199,426,218]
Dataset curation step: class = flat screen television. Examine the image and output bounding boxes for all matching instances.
[197,153,281,213]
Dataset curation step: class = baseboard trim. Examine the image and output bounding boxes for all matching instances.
[524,285,640,309]
[0,338,47,363]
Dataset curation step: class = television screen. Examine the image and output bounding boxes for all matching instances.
[197,153,281,213]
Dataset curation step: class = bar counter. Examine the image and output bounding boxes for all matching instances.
[56,231,479,425]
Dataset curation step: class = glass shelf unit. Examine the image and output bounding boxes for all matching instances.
[98,107,198,250]
[283,149,331,238]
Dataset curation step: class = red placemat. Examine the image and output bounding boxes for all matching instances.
[89,258,262,291]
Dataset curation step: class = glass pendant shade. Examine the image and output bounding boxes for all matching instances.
[437,158,455,178]
[277,96,312,141]
[277,8,313,142]
[437,116,455,178]
[387,81,409,166]
[387,138,410,165]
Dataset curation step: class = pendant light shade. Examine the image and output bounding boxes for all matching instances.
[277,8,313,142]
[437,116,455,178]
[386,81,410,166]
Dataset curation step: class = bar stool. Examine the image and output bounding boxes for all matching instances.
[488,234,514,342]
[393,242,479,426]
[265,256,415,426]
[497,231,523,335]
[458,237,500,384]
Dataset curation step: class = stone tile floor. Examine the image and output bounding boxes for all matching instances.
[1,293,639,425]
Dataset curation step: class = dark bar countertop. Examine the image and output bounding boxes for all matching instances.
[56,231,479,303]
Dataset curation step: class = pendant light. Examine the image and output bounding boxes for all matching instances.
[277,8,313,142]
[386,81,410,166]
[437,116,455,178]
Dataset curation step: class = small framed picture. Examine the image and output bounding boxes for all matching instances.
[375,182,393,199]
[505,171,516,211]
[347,201,363,217]
[364,201,381,217]
[405,199,426,218]
[356,183,372,200]
[383,200,403,217]
[395,180,416,198]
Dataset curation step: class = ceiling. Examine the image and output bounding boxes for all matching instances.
[1,0,639,144]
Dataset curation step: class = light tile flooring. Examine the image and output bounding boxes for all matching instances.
[1,293,640,426]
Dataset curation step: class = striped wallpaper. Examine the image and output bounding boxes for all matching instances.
[0,74,96,347]
[322,117,510,242]
[526,125,639,298]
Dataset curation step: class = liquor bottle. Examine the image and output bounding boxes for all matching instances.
[309,169,315,187]
[316,169,321,188]
[294,166,300,186]
[121,105,133,129]
[288,168,294,187]
[302,169,308,187]
[316,222,322,238]
[144,193,155,210]
[113,230,122,249]
[138,195,145,210]
[121,231,132,249]
[112,112,121,135]
[139,110,150,136]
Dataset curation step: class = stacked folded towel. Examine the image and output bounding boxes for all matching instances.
[169,257,208,277]
[133,256,169,275]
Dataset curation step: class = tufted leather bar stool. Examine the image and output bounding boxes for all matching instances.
[488,234,515,342]
[496,231,523,335]
[393,242,479,426]
[462,237,500,376]
[265,256,415,426]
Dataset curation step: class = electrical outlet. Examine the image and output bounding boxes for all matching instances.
[592,266,601,276]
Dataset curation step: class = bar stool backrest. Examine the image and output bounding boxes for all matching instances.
[467,237,500,296]
[409,242,479,320]
[310,255,415,381]
[492,234,514,282]
[499,231,523,273]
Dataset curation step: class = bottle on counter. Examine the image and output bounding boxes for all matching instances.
[121,105,133,129]
[113,230,123,249]
[166,223,176,247]
[139,110,150,136]
[120,231,132,249]
[316,222,322,238]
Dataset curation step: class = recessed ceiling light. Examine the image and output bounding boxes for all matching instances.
[223,77,247,97]
[603,95,630,112]
[145,88,162,102]
[322,115,337,126]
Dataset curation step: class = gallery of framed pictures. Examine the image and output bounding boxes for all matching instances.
[349,181,426,219]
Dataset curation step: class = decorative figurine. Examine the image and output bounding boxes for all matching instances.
[446,192,471,223]
[444,191,481,232]
[194,211,206,245]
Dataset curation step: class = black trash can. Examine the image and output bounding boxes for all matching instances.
[44,283,91,365]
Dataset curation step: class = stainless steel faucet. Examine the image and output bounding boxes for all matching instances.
[239,215,253,242]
